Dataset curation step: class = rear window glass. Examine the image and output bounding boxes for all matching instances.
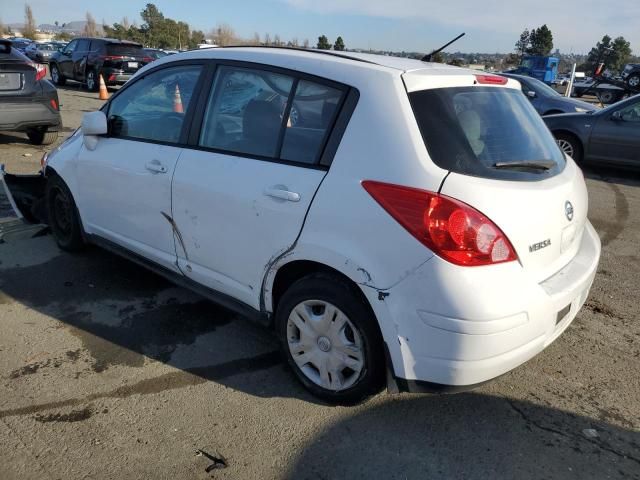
[409,86,565,180]
[107,44,144,56]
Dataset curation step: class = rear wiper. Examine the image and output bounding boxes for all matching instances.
[492,160,556,171]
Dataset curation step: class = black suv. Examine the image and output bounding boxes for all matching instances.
[0,40,61,145]
[49,38,150,91]
[621,64,640,90]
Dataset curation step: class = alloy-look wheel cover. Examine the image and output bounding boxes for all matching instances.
[557,139,574,158]
[286,300,364,392]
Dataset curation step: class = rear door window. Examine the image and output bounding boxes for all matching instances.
[199,66,294,158]
[408,86,565,180]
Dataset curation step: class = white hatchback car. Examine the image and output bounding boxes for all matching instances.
[37,47,601,403]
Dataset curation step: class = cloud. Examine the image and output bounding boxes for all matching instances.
[281,0,640,51]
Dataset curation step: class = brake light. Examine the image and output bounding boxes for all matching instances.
[142,56,153,63]
[50,98,58,110]
[101,55,125,61]
[474,74,508,85]
[362,181,517,266]
[30,63,46,81]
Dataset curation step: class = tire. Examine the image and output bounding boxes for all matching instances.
[27,128,58,145]
[86,69,98,92]
[625,74,640,90]
[50,64,66,86]
[554,132,583,163]
[46,175,85,252]
[597,91,616,104]
[276,272,385,404]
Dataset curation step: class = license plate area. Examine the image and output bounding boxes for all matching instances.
[127,62,138,69]
[0,73,22,91]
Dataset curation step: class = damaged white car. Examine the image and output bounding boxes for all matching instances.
[2,47,601,403]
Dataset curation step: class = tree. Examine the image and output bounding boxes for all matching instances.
[585,35,632,74]
[0,17,7,35]
[54,31,73,41]
[273,34,281,46]
[514,29,529,59]
[212,23,235,46]
[333,36,345,51]
[264,33,271,45]
[317,35,331,50]
[83,12,97,37]
[23,4,37,39]
[251,32,260,45]
[189,30,205,48]
[302,38,309,49]
[430,52,444,63]
[291,37,299,47]
[527,25,553,56]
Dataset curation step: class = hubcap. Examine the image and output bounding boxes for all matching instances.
[629,76,640,87]
[557,139,574,157]
[286,300,364,391]
[87,73,95,90]
[52,67,58,82]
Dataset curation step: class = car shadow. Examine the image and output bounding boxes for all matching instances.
[0,239,317,404]
[284,393,640,479]
[0,131,32,145]
[583,164,640,187]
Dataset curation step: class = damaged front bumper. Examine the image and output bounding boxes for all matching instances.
[0,165,47,224]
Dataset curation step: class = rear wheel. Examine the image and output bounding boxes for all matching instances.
[86,69,98,92]
[46,175,85,251]
[276,273,385,404]
[50,64,66,86]
[27,128,58,145]
[554,132,583,163]
[625,73,640,90]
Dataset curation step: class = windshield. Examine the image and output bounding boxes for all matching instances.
[39,44,56,51]
[409,86,565,181]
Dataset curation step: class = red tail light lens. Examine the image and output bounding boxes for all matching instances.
[142,56,153,63]
[362,181,517,266]
[474,74,508,85]
[30,63,46,81]
[102,55,125,61]
[50,98,58,110]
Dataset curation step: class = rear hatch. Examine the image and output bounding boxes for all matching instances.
[103,43,148,73]
[0,42,40,97]
[404,70,588,281]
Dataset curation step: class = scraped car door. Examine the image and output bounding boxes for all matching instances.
[76,64,204,271]
[171,64,346,308]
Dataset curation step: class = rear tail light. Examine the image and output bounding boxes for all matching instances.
[50,98,58,110]
[30,63,46,81]
[362,181,518,266]
[474,74,508,85]
[101,55,125,61]
[142,56,153,63]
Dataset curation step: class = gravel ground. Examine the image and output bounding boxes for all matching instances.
[0,82,638,480]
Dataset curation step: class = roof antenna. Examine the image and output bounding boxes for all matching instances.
[422,33,465,62]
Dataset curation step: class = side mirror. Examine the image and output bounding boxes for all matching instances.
[611,111,623,121]
[526,90,537,99]
[81,111,107,150]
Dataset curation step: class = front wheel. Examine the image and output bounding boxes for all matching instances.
[46,175,85,251]
[276,273,385,404]
[50,64,66,86]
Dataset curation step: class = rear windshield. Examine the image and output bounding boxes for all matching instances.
[106,44,144,56]
[409,86,565,180]
[38,44,56,51]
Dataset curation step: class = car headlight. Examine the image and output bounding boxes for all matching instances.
[575,107,590,113]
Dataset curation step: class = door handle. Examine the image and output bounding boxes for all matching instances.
[264,186,301,202]
[145,160,167,174]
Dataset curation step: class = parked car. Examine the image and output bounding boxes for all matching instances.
[9,38,33,52]
[24,42,57,63]
[0,40,61,144]
[3,48,600,403]
[143,48,169,61]
[49,38,150,91]
[621,63,640,90]
[500,73,597,115]
[544,94,640,168]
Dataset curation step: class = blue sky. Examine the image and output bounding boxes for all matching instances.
[2,0,639,54]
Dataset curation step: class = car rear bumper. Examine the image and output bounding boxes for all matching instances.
[0,100,61,131]
[366,221,601,389]
[102,70,134,85]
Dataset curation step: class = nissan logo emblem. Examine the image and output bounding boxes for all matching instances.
[565,201,574,221]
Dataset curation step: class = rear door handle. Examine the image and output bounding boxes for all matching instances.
[264,186,301,202]
[145,160,167,174]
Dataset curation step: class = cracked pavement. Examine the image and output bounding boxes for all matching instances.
[0,86,639,479]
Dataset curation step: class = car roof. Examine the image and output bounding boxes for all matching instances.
[154,46,464,74]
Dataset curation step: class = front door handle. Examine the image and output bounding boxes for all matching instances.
[264,186,301,202]
[145,160,167,174]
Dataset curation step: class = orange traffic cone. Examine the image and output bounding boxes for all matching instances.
[173,84,183,113]
[98,74,109,100]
